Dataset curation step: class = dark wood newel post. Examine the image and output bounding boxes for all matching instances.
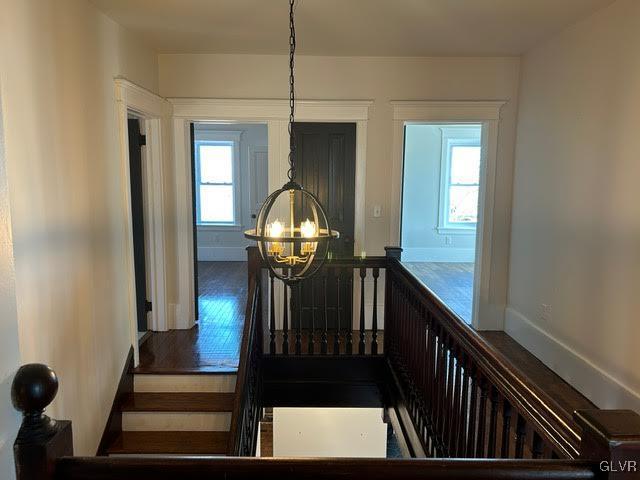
[384,246,402,261]
[12,363,73,480]
[574,409,640,479]
[247,246,261,287]
[384,247,401,357]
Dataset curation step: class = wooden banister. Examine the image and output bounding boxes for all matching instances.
[383,247,588,459]
[55,457,598,480]
[227,246,263,455]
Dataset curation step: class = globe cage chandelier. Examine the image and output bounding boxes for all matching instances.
[244,0,338,285]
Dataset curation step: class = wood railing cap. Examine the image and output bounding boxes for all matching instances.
[574,409,640,442]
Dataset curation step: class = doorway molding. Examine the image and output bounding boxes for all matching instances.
[170,98,373,330]
[115,79,172,363]
[389,100,506,330]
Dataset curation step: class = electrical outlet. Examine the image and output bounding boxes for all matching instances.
[373,205,382,218]
[445,236,452,246]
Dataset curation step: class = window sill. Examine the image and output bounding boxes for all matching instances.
[197,224,243,232]
[436,226,476,236]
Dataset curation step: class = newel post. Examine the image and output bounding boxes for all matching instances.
[12,364,73,480]
[247,246,262,286]
[574,409,640,479]
[385,246,402,261]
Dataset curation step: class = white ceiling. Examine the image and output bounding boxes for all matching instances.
[90,0,615,56]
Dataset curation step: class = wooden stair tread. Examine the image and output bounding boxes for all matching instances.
[121,392,235,412]
[107,431,229,455]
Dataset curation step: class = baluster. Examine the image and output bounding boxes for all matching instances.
[514,414,527,458]
[321,272,328,354]
[531,432,544,459]
[269,271,276,354]
[475,375,487,457]
[358,267,366,354]
[334,270,341,355]
[457,352,470,457]
[308,278,315,354]
[425,313,436,456]
[434,327,446,455]
[443,338,455,456]
[346,270,353,354]
[449,347,462,455]
[487,387,500,458]
[500,400,513,458]
[282,270,289,355]
[295,283,302,355]
[466,362,478,457]
[371,267,379,354]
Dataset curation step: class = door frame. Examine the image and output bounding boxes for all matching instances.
[116,79,172,363]
[389,100,506,331]
[170,98,372,330]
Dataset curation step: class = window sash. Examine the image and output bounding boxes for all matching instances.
[437,132,482,232]
[195,140,237,225]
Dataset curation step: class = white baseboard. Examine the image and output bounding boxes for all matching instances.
[504,306,640,412]
[197,246,247,261]
[402,247,475,263]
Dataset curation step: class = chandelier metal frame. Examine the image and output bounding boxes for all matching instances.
[244,0,338,285]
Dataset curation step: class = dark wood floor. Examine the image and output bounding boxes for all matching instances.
[136,261,247,374]
[402,262,474,323]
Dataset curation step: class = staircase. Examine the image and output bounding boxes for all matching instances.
[105,373,236,456]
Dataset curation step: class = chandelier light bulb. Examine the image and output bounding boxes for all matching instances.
[269,219,284,237]
[300,218,316,238]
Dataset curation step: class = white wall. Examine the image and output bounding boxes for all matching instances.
[194,123,267,261]
[160,55,520,325]
[0,91,21,480]
[160,56,519,282]
[401,124,476,262]
[0,0,159,457]
[507,0,640,411]
[272,408,387,458]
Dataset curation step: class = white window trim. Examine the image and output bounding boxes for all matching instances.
[437,126,481,235]
[193,130,242,228]
[389,100,507,331]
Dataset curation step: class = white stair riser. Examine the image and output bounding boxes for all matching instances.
[122,412,231,432]
[133,374,236,393]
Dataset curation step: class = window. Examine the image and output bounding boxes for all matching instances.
[438,126,482,233]
[194,132,241,226]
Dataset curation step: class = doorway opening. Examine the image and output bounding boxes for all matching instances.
[127,115,152,344]
[400,124,482,324]
[190,122,268,369]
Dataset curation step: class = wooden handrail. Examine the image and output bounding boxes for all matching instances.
[227,246,263,455]
[55,456,598,480]
[385,257,584,458]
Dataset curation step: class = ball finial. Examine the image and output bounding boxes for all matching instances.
[11,363,59,415]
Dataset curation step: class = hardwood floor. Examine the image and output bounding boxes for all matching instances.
[136,261,247,374]
[402,262,474,323]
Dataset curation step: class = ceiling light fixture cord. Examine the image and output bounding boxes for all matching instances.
[287,0,297,182]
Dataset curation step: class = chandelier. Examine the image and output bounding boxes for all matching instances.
[244,0,338,284]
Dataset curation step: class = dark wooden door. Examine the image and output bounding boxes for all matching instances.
[128,118,150,332]
[292,122,356,334]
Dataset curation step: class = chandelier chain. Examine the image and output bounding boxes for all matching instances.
[287,0,296,182]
